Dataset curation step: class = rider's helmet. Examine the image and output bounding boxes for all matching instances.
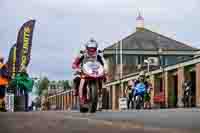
[138,71,145,82]
[85,38,98,56]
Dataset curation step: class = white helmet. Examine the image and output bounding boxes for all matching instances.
[138,71,145,81]
[139,71,145,76]
[85,38,98,56]
[85,38,98,49]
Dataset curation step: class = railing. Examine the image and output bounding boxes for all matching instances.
[47,89,78,111]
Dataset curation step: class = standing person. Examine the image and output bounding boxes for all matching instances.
[182,80,192,107]
[125,81,134,109]
[144,75,152,109]
[0,57,9,112]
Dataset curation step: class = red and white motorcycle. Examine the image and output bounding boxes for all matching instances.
[77,52,105,113]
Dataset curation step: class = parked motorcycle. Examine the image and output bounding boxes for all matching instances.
[77,55,105,113]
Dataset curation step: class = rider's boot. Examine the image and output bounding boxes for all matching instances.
[73,77,80,96]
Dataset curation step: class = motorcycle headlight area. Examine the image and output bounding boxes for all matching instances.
[83,61,104,77]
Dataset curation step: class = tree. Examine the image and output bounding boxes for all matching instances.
[62,80,71,91]
[37,77,50,96]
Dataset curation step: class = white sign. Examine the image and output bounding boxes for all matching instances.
[5,93,14,112]
[119,97,127,110]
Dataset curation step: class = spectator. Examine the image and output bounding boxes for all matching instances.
[0,57,9,112]
[125,81,134,109]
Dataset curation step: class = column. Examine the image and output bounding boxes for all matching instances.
[53,97,55,107]
[164,71,169,108]
[59,95,61,110]
[64,94,66,110]
[69,92,71,110]
[196,63,200,107]
[67,93,69,110]
[61,95,63,110]
[60,95,62,110]
[168,72,175,108]
[56,96,57,108]
[108,86,112,109]
[150,75,155,108]
[60,95,61,109]
[116,84,120,110]
[185,69,192,81]
[177,67,184,107]
[53,96,57,107]
[112,85,117,111]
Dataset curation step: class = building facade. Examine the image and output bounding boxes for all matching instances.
[103,14,198,81]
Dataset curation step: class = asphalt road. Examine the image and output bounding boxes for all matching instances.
[78,108,200,129]
[0,109,199,133]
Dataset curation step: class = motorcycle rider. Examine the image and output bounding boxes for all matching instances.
[72,38,108,96]
[133,71,150,109]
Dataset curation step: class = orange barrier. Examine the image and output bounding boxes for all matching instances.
[153,92,165,103]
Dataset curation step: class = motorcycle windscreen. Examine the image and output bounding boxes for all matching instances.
[134,83,146,96]
[82,61,104,78]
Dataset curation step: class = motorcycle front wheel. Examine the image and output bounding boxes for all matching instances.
[88,81,98,113]
[135,95,143,110]
[79,106,88,113]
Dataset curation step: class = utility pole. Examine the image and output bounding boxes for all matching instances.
[115,40,123,97]
[120,40,124,97]
[120,40,123,80]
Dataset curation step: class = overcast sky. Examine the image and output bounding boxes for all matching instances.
[1,0,200,80]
